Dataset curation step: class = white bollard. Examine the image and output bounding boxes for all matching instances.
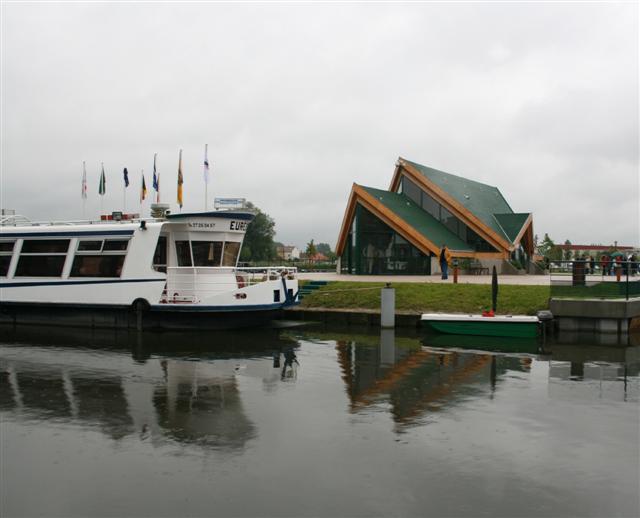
[381,283,395,328]
[380,328,396,365]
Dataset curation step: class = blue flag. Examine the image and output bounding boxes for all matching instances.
[152,153,159,191]
[123,167,129,187]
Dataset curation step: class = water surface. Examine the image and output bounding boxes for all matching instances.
[1,325,638,517]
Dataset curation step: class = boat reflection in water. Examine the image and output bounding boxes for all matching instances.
[0,326,300,450]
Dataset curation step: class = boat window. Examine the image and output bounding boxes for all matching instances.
[0,256,11,276]
[0,241,15,253]
[21,239,70,254]
[153,236,167,272]
[70,255,125,278]
[192,241,223,267]
[222,242,241,266]
[78,240,103,251]
[15,239,70,277]
[175,241,192,267]
[103,240,129,252]
[15,256,67,277]
[0,241,14,276]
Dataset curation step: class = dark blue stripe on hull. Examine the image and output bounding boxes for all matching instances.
[0,229,135,238]
[1,279,165,288]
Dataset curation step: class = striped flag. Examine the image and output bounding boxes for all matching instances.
[140,171,147,202]
[81,161,88,199]
[123,167,129,188]
[177,149,184,209]
[203,144,210,184]
[98,163,106,196]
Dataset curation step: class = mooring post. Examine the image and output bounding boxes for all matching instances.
[381,283,395,328]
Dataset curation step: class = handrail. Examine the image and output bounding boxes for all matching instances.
[0,215,32,226]
[549,259,639,300]
[0,216,168,227]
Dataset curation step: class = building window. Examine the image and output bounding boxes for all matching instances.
[402,177,422,206]
[0,241,14,276]
[400,174,498,253]
[15,239,70,277]
[354,205,430,275]
[420,191,440,220]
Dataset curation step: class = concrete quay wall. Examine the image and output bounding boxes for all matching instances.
[549,297,640,335]
[284,307,421,328]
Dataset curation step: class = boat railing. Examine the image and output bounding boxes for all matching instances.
[0,214,32,227]
[165,266,298,302]
[0,216,168,227]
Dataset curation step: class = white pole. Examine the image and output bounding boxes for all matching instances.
[204,144,209,211]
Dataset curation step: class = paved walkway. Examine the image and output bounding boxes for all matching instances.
[297,272,551,285]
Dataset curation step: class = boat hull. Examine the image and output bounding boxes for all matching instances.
[0,301,286,330]
[421,314,539,338]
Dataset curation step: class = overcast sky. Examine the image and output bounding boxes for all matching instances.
[1,2,638,249]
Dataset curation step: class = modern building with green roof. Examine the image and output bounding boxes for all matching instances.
[335,158,535,275]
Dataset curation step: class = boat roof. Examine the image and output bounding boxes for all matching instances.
[0,210,254,236]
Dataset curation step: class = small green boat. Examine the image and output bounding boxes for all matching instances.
[421,313,540,338]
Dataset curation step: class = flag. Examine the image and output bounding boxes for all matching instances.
[123,167,129,187]
[203,144,210,184]
[177,149,184,208]
[140,171,147,202]
[81,161,88,199]
[152,153,160,202]
[98,163,106,196]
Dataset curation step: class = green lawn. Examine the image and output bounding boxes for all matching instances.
[299,282,550,315]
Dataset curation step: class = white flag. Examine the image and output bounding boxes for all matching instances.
[203,144,210,184]
[81,161,88,199]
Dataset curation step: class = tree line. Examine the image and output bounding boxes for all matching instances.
[239,202,334,263]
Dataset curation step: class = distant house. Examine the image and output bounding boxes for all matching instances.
[276,245,300,261]
[336,157,536,275]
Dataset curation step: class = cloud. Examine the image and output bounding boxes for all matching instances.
[1,2,638,249]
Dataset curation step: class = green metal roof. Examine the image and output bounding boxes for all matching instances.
[403,159,515,243]
[493,213,530,243]
[362,186,473,252]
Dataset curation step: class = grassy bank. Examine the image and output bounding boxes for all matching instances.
[298,282,550,315]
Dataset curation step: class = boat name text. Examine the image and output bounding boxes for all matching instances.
[230,221,249,232]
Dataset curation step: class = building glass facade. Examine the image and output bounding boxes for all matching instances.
[341,205,431,275]
[398,177,497,253]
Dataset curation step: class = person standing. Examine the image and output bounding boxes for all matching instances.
[439,244,451,280]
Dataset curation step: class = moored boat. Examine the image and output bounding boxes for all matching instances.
[421,313,540,338]
[0,208,298,329]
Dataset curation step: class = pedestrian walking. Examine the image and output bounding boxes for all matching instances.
[439,244,452,280]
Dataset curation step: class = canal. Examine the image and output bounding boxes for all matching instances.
[1,325,638,517]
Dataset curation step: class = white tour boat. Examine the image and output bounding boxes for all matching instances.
[0,207,299,329]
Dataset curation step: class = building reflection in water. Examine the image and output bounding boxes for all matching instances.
[0,326,299,449]
[333,328,638,429]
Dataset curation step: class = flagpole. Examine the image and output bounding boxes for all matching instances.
[123,183,126,213]
[204,144,208,211]
[100,163,104,215]
[82,161,87,220]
